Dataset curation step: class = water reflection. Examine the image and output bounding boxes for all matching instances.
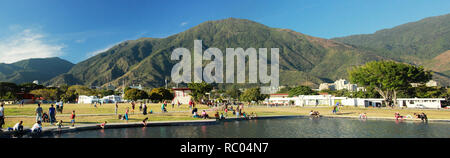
[47,117,450,138]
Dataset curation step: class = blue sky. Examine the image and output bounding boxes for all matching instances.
[1,0,449,64]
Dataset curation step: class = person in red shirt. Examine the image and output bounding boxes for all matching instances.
[71,110,76,127]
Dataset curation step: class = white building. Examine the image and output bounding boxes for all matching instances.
[172,88,192,104]
[77,95,100,104]
[101,95,122,103]
[319,79,365,92]
[411,80,438,87]
[129,84,143,90]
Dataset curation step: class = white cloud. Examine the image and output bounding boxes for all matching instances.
[180,22,188,26]
[0,28,64,63]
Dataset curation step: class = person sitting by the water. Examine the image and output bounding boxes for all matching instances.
[394,112,404,120]
[414,113,422,119]
[56,120,63,129]
[220,113,225,119]
[243,112,247,119]
[31,121,42,133]
[100,121,107,129]
[201,110,209,119]
[41,112,49,123]
[309,111,320,117]
[13,121,24,132]
[359,113,367,119]
[193,111,201,118]
[314,111,320,117]
[192,108,198,115]
[214,112,219,119]
[142,117,148,126]
[421,112,428,122]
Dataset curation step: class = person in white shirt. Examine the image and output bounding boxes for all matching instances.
[31,121,42,133]
[13,121,24,132]
[0,103,5,129]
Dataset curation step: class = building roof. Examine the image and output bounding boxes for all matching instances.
[172,88,191,90]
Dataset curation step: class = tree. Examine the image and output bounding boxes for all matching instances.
[225,86,242,100]
[0,82,19,100]
[30,88,58,101]
[18,83,45,93]
[240,87,267,103]
[187,82,213,101]
[124,88,148,101]
[276,86,292,93]
[349,61,432,107]
[148,88,174,102]
[60,85,95,102]
[96,89,115,98]
[288,85,317,97]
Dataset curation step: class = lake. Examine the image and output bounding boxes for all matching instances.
[44,117,450,138]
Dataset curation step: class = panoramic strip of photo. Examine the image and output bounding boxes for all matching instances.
[0,0,449,156]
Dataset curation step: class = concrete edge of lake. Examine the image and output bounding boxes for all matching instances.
[1,114,449,138]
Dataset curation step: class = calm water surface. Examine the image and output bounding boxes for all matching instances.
[47,117,450,138]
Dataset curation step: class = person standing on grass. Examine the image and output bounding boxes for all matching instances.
[94,102,97,108]
[115,102,119,115]
[49,104,56,124]
[172,101,175,109]
[36,103,43,122]
[60,101,64,114]
[131,102,135,114]
[143,103,147,115]
[0,103,5,129]
[71,110,76,127]
[177,101,181,108]
[189,99,193,109]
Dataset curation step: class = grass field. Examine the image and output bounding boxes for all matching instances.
[1,103,450,128]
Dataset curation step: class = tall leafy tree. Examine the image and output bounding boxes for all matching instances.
[349,61,432,106]
[0,82,19,100]
[124,88,148,101]
[148,88,174,102]
[187,82,213,101]
[18,83,45,93]
[225,86,242,100]
[30,88,59,101]
[240,87,267,103]
[288,85,317,97]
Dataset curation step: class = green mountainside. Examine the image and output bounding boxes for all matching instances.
[0,57,74,84]
[333,14,450,85]
[47,18,384,88]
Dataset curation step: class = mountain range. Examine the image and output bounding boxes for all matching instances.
[1,14,449,88]
[333,13,450,86]
[0,57,74,84]
[45,18,385,88]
